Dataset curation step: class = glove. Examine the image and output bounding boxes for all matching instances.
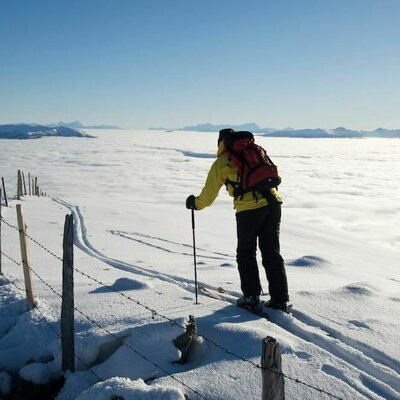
[186,195,197,210]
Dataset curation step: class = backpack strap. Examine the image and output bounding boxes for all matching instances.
[252,191,259,203]
[261,189,279,204]
[225,179,241,199]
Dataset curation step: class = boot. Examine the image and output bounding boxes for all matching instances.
[263,299,291,313]
[236,295,260,312]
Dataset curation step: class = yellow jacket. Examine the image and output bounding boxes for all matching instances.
[195,141,282,213]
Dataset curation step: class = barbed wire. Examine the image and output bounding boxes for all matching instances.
[0,250,21,266]
[1,216,63,261]
[0,217,265,369]
[0,258,25,291]
[1,258,209,400]
[0,215,346,400]
[0,271,103,382]
[71,266,346,399]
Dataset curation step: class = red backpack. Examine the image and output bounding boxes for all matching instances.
[223,130,281,199]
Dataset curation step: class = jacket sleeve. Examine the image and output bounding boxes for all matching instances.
[195,158,226,210]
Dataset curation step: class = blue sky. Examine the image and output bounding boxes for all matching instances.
[1,0,399,130]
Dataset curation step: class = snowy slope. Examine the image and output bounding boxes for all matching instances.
[0,130,399,399]
[0,124,93,139]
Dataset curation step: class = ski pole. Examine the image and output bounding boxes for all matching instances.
[191,208,198,305]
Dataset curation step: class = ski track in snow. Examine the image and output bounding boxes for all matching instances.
[108,230,234,260]
[197,288,400,400]
[292,310,400,374]
[52,198,235,297]
[53,198,400,400]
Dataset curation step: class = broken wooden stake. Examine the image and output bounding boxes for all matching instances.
[173,315,197,364]
[262,337,285,400]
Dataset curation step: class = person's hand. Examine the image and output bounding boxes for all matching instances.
[186,195,196,210]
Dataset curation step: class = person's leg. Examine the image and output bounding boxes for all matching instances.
[258,203,289,304]
[236,209,263,297]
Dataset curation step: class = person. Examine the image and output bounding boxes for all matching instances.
[186,128,289,312]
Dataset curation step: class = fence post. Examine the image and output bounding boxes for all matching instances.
[28,173,31,195]
[22,171,27,195]
[17,170,22,200]
[16,204,35,310]
[34,177,38,196]
[61,214,75,372]
[262,337,285,400]
[1,178,7,207]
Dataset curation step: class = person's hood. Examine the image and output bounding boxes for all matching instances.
[217,140,226,156]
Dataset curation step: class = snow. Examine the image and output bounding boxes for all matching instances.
[75,377,185,400]
[0,129,399,399]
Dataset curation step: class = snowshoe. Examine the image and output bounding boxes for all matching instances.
[236,295,260,312]
[260,299,293,314]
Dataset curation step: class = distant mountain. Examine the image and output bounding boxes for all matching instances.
[264,128,332,138]
[0,124,95,139]
[263,127,400,138]
[50,120,122,129]
[180,123,265,132]
[263,128,363,138]
[364,128,400,138]
[150,123,400,138]
[149,123,276,134]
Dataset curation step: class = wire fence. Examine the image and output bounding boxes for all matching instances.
[0,273,103,383]
[0,213,346,400]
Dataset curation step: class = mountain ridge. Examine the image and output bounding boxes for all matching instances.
[149,123,400,138]
[0,124,95,139]
[48,120,122,129]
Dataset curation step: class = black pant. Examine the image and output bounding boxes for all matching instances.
[236,203,289,303]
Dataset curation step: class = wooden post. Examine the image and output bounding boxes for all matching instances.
[22,172,27,195]
[16,204,35,310]
[19,170,23,198]
[28,173,31,195]
[173,315,197,364]
[17,170,22,200]
[1,178,7,207]
[32,179,34,196]
[262,337,285,400]
[61,214,75,372]
[34,177,38,196]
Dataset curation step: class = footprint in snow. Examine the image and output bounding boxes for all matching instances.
[297,290,313,296]
[296,351,313,360]
[220,262,234,268]
[389,297,400,302]
[348,320,370,329]
[343,283,378,296]
[321,364,347,381]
